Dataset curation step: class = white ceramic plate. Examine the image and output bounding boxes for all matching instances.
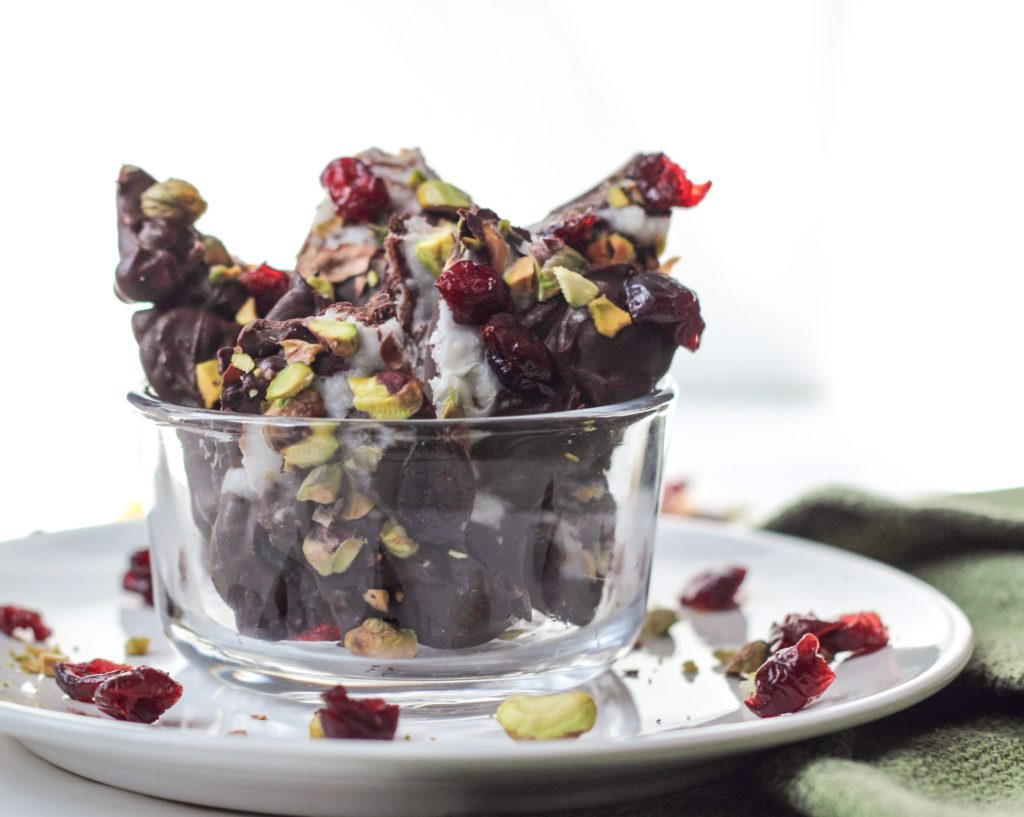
[0,518,971,816]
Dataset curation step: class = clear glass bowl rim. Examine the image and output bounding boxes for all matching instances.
[127,379,677,433]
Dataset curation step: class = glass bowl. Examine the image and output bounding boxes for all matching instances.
[128,382,675,699]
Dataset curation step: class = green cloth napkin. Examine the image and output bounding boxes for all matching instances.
[545,487,1024,817]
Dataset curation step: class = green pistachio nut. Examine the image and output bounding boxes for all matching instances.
[552,267,599,307]
[496,692,597,741]
[296,463,344,504]
[282,425,339,468]
[380,518,418,559]
[305,318,360,358]
[140,178,207,224]
[414,228,456,278]
[230,351,255,373]
[265,362,315,401]
[606,185,630,208]
[302,529,365,577]
[347,373,424,420]
[194,359,222,408]
[587,296,632,338]
[343,618,417,659]
[202,235,232,266]
[306,275,334,299]
[416,179,471,211]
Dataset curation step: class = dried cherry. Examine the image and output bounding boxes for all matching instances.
[54,659,132,703]
[0,605,52,641]
[481,313,556,396]
[680,566,746,611]
[769,613,843,652]
[744,633,835,718]
[826,612,889,657]
[316,685,399,740]
[122,548,154,605]
[240,263,290,316]
[320,157,389,222]
[552,213,600,250]
[435,261,511,325]
[292,623,342,642]
[93,666,183,724]
[624,272,705,351]
[634,154,711,210]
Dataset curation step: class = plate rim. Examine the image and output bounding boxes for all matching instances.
[0,517,973,772]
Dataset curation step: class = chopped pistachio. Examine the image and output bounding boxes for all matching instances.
[552,266,599,307]
[504,256,537,301]
[231,351,255,373]
[124,636,150,656]
[305,318,360,358]
[496,692,597,741]
[282,425,339,468]
[366,270,380,288]
[296,463,344,504]
[416,179,471,210]
[406,168,427,188]
[640,608,679,641]
[587,296,632,338]
[363,588,390,613]
[234,296,257,325]
[209,263,241,284]
[347,374,424,420]
[414,228,456,278]
[307,274,334,299]
[194,359,222,408]
[380,518,418,559]
[723,640,770,677]
[343,618,417,659]
[302,531,365,577]
[606,185,630,208]
[682,659,699,676]
[563,452,580,463]
[266,362,315,401]
[309,712,325,739]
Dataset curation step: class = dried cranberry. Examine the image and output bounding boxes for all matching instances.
[0,605,52,641]
[315,685,398,740]
[625,272,705,351]
[54,659,132,703]
[122,548,153,606]
[824,612,889,657]
[435,261,511,326]
[769,613,843,652]
[93,666,183,724]
[481,313,556,395]
[744,633,835,718]
[680,566,746,611]
[320,157,390,222]
[634,154,711,210]
[292,623,342,642]
[551,213,600,250]
[240,263,290,316]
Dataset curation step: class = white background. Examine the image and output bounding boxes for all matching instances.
[0,0,1021,539]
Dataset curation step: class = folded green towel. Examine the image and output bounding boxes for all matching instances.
[537,487,1024,817]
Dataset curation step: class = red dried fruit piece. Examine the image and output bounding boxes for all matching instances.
[744,633,836,718]
[316,684,398,740]
[293,623,342,642]
[54,659,132,703]
[320,157,390,222]
[624,272,705,351]
[680,566,746,611]
[435,261,511,326]
[769,613,843,652]
[634,154,711,210]
[481,313,556,396]
[0,605,52,641]
[240,263,290,316]
[93,666,183,724]
[123,548,153,606]
[552,213,600,250]
[824,612,889,658]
